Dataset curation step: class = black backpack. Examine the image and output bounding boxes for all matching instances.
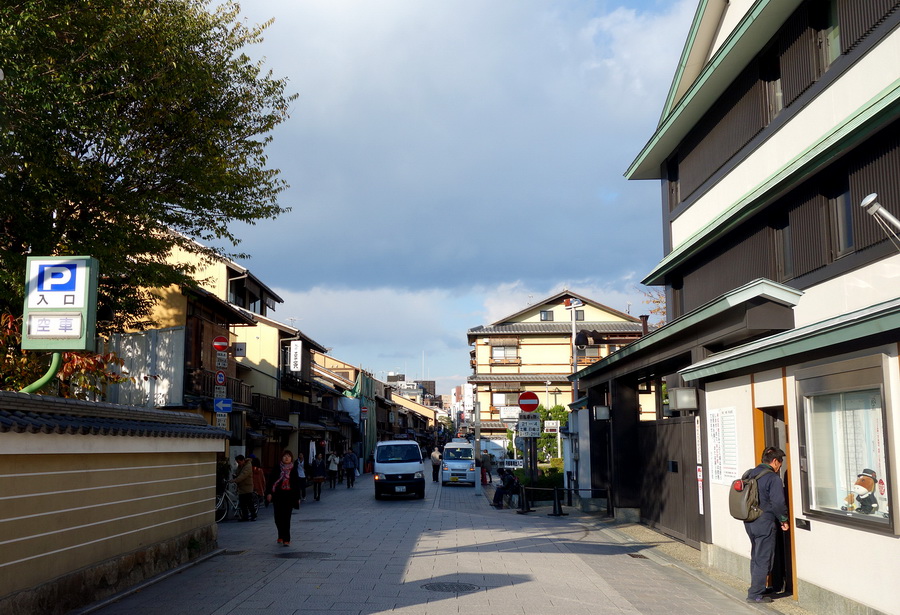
[729,467,772,521]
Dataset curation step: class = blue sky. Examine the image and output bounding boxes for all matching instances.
[223,0,696,394]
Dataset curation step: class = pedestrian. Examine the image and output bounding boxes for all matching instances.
[294,453,308,502]
[342,449,359,488]
[430,447,442,482]
[743,447,789,604]
[267,450,301,546]
[327,451,340,488]
[481,450,493,484]
[250,456,267,507]
[231,455,256,521]
[491,468,517,508]
[309,452,327,501]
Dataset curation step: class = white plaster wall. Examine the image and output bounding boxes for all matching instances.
[702,351,900,613]
[705,376,760,556]
[792,252,900,326]
[751,368,785,408]
[709,0,756,57]
[672,30,900,247]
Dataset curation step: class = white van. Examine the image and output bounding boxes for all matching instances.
[440,441,476,486]
[373,440,426,499]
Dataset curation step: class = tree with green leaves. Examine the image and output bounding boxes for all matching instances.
[0,0,296,331]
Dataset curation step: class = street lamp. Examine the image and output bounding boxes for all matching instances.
[564,297,584,402]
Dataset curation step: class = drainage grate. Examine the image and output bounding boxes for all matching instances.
[627,553,648,559]
[422,582,480,593]
[275,551,334,559]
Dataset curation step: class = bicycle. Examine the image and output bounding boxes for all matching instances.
[214,481,261,522]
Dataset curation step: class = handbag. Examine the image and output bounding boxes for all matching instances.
[313,476,326,483]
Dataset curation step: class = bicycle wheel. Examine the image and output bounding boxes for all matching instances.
[250,493,261,517]
[214,494,228,523]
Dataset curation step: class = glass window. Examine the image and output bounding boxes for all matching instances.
[492,392,519,406]
[575,310,584,321]
[491,346,517,360]
[831,187,854,257]
[540,310,554,321]
[800,376,891,527]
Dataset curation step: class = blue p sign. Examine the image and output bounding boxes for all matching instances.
[38,264,78,292]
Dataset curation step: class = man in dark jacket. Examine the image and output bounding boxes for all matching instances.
[232,455,256,521]
[744,447,789,604]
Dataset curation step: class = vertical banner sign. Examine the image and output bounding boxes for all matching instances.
[290,340,303,372]
[22,256,98,351]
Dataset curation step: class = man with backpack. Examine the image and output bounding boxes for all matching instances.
[742,447,789,604]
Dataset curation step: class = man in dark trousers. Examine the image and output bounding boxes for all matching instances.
[744,447,789,604]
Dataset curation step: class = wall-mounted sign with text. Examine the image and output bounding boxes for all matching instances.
[22,256,98,351]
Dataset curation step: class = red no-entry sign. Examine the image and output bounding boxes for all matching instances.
[518,391,539,412]
[212,336,229,352]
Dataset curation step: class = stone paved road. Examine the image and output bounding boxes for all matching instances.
[79,475,767,615]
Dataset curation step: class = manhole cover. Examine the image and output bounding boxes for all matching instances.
[275,551,334,559]
[421,582,480,593]
[627,553,648,559]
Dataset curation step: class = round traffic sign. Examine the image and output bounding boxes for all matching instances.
[212,336,229,351]
[215,370,226,385]
[518,391,539,412]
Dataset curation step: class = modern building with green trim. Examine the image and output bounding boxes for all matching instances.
[571,2,900,613]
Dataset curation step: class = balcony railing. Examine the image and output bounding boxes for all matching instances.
[489,358,521,366]
[187,369,252,406]
[251,393,341,425]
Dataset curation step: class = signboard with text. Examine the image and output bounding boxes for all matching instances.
[22,256,98,351]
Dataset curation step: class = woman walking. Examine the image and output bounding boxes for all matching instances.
[327,451,340,489]
[309,453,327,501]
[294,453,309,502]
[267,450,301,546]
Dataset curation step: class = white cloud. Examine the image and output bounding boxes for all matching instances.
[223,0,696,394]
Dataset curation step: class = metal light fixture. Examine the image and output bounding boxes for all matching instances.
[668,387,699,411]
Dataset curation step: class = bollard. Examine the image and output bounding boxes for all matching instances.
[548,486,568,517]
[516,485,534,514]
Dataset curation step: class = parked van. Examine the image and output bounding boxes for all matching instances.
[373,440,425,499]
[440,441,476,486]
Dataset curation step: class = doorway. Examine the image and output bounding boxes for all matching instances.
[759,405,793,595]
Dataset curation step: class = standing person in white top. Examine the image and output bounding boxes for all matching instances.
[326,451,340,489]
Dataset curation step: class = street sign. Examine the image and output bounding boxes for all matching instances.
[215,370,226,385]
[518,418,541,438]
[214,398,233,413]
[216,351,228,369]
[290,340,303,372]
[214,385,227,398]
[544,420,560,433]
[518,391,539,412]
[22,256,99,351]
[216,413,228,428]
[499,407,520,423]
[212,336,229,352]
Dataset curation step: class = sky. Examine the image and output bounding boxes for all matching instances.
[222,0,697,395]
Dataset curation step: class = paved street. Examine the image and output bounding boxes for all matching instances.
[78,476,766,615]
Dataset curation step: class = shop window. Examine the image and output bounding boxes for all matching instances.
[796,356,892,531]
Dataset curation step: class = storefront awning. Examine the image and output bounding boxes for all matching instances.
[297,422,326,431]
[266,419,296,431]
[246,430,266,441]
[680,296,900,382]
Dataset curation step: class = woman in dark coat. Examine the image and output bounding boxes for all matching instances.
[267,450,301,546]
[309,453,328,501]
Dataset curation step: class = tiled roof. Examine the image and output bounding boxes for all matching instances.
[468,322,644,335]
[0,391,228,439]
